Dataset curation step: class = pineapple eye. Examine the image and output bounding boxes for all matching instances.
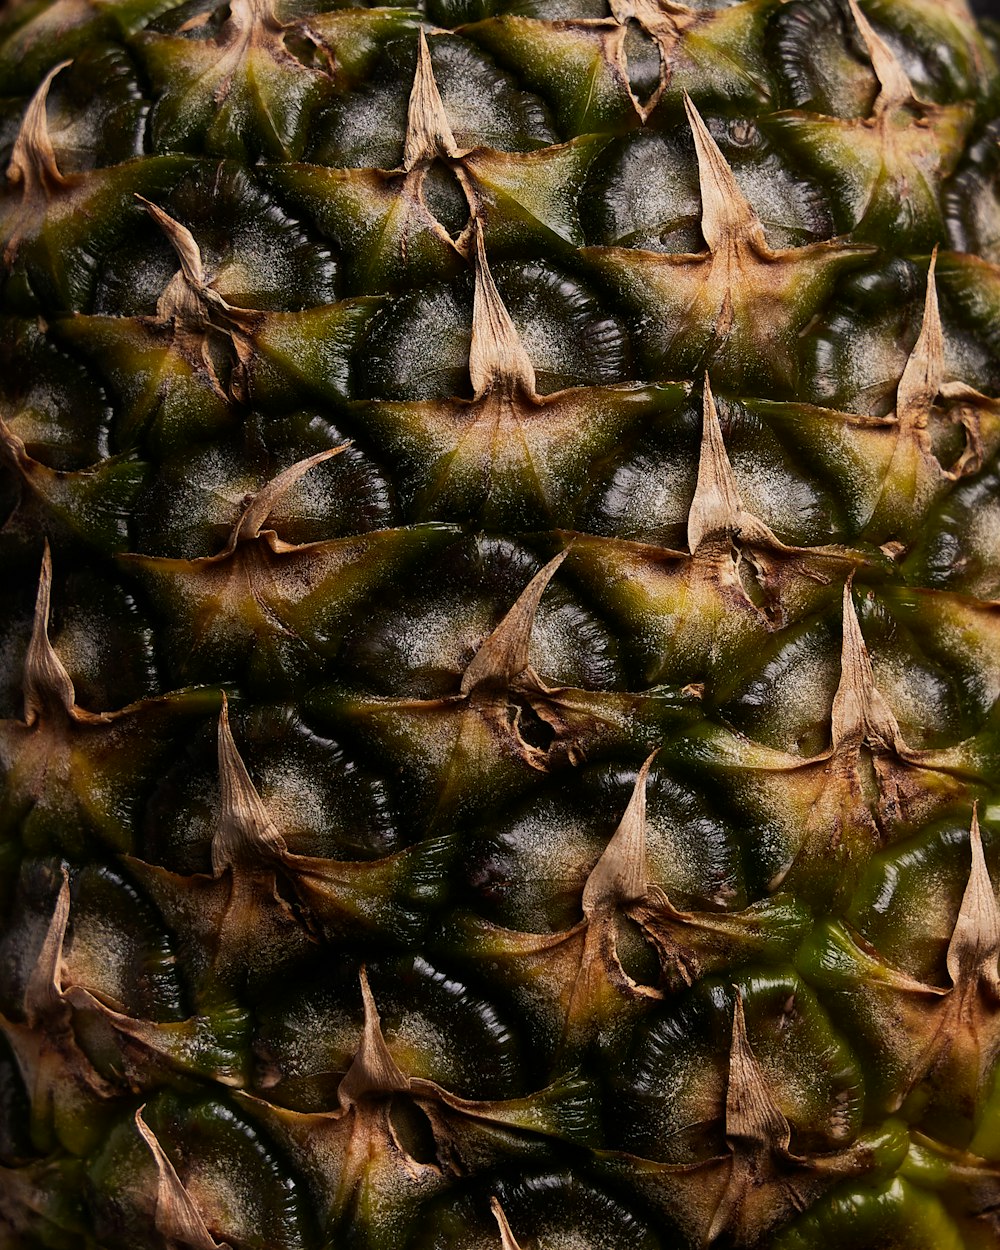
[388,1095,440,1164]
[946,119,1000,263]
[412,1172,664,1250]
[725,117,757,148]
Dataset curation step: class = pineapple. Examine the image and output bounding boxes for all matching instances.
[4,0,1000,1245]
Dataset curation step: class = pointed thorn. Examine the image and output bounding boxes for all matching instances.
[896,246,944,427]
[946,804,1000,994]
[226,0,283,35]
[730,986,748,1048]
[830,580,873,747]
[213,695,288,875]
[0,410,31,471]
[682,94,765,253]
[137,196,206,289]
[490,1197,524,1250]
[338,967,410,1104]
[687,374,745,553]
[135,1108,222,1250]
[24,868,70,1026]
[830,580,908,754]
[582,748,658,913]
[403,29,459,170]
[847,0,917,113]
[6,59,71,193]
[232,446,348,547]
[725,989,791,1148]
[23,541,77,725]
[461,549,569,695]
[469,219,537,401]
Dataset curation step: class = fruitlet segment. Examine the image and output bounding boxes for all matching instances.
[2,1,1000,1248]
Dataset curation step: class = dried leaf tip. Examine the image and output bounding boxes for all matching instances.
[135,196,262,399]
[213,693,288,876]
[847,0,917,114]
[469,221,537,401]
[830,580,906,753]
[490,1197,524,1250]
[946,805,1000,996]
[135,1107,225,1250]
[461,548,569,695]
[831,579,869,745]
[226,0,284,37]
[232,446,347,547]
[582,750,658,914]
[687,375,744,553]
[138,196,208,293]
[0,412,34,474]
[683,94,766,254]
[7,60,71,196]
[403,29,459,170]
[725,992,790,1149]
[25,869,70,1027]
[338,967,410,1105]
[896,247,943,428]
[23,542,77,725]
[138,195,231,337]
[609,0,692,33]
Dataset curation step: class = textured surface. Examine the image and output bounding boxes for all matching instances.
[4,0,1000,1246]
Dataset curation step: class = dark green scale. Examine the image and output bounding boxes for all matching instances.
[3,0,1000,1247]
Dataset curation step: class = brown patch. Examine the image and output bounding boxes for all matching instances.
[688,379,857,627]
[585,98,871,404]
[670,96,869,377]
[235,974,586,1223]
[817,810,1000,1117]
[907,807,1000,1109]
[62,983,244,1088]
[884,253,999,486]
[604,995,874,1247]
[127,698,450,979]
[0,412,110,539]
[734,586,976,895]
[704,994,873,1246]
[448,760,666,1050]
[120,448,350,670]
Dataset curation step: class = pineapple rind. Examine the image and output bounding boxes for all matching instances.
[3,1,1000,1247]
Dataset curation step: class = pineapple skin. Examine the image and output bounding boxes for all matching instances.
[4,0,1000,1246]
